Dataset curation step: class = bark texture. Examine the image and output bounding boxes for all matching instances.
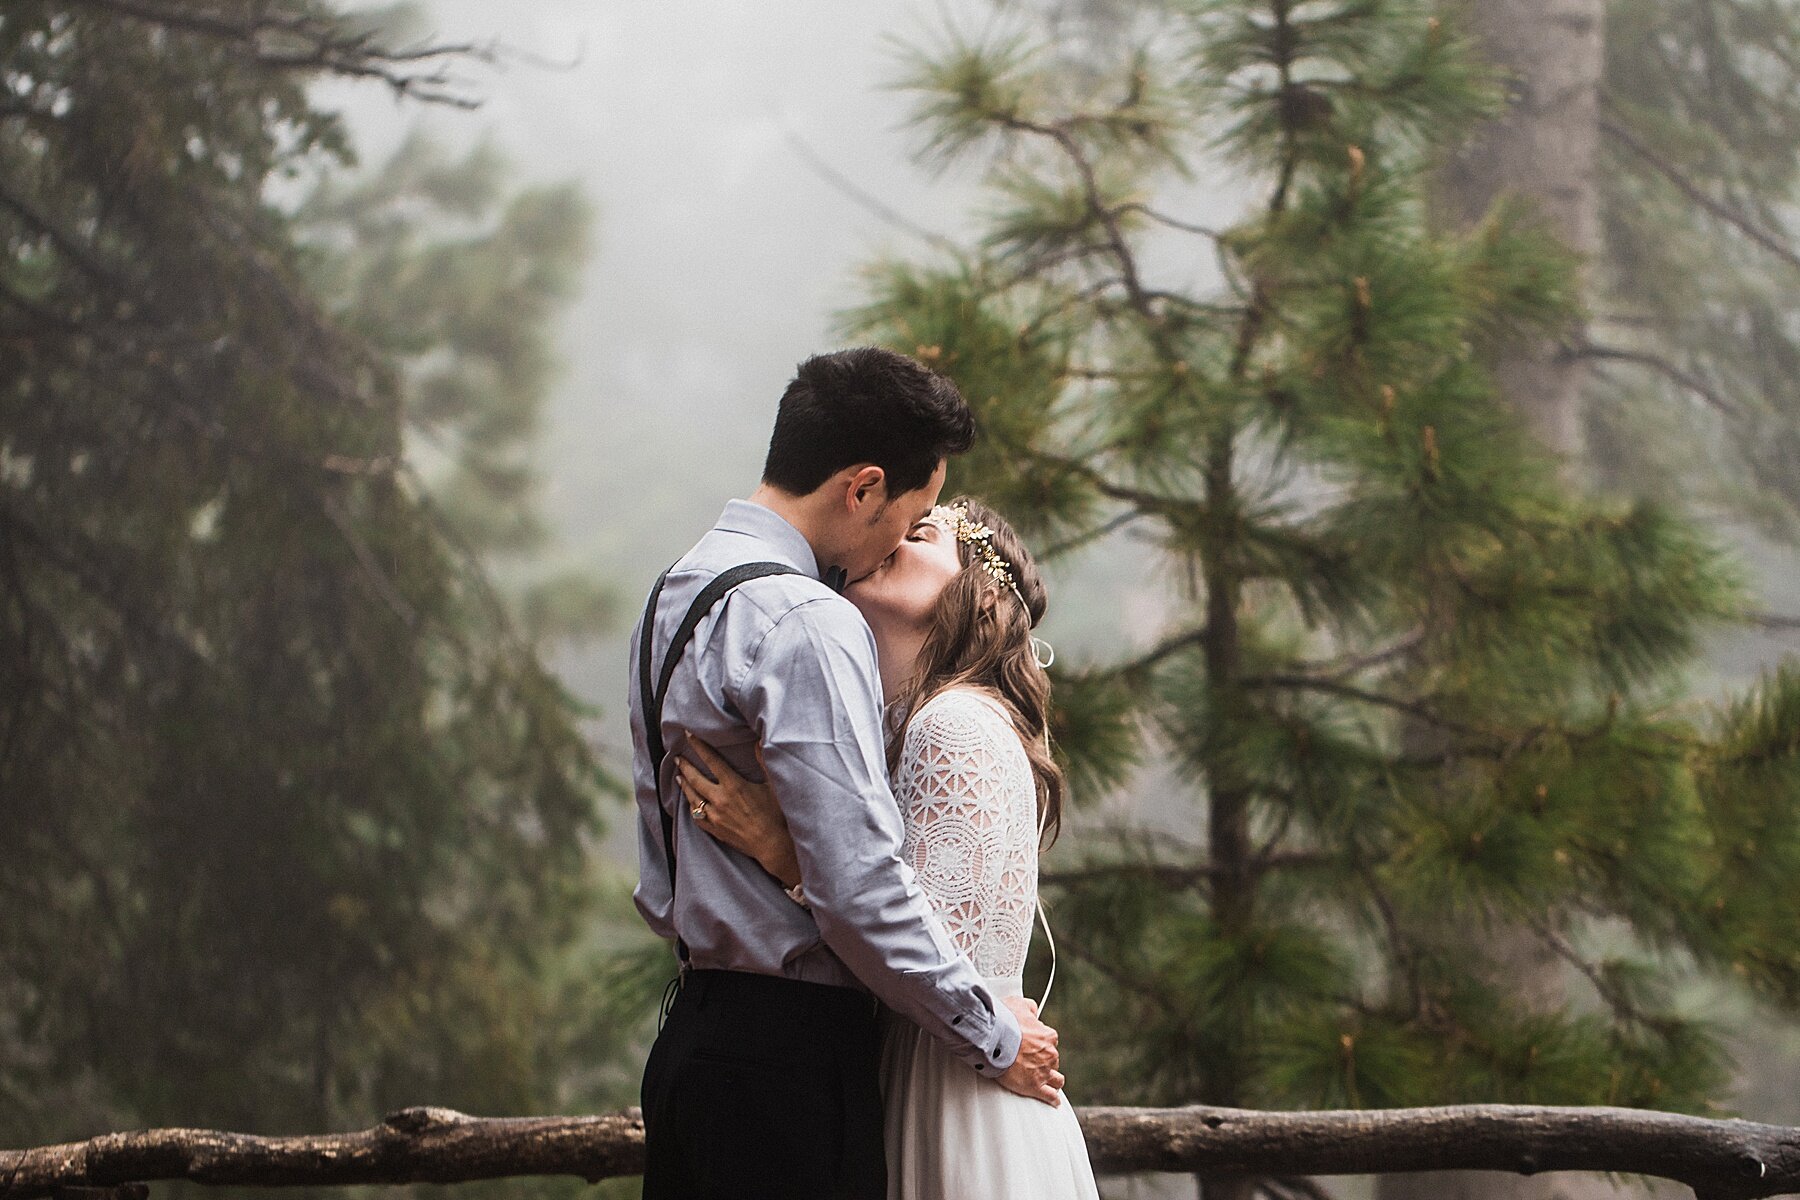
[7,1104,1800,1200]
[1437,0,1605,461]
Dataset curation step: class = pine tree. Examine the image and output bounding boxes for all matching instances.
[846,4,1800,1196]
[0,2,620,1174]
[295,132,617,643]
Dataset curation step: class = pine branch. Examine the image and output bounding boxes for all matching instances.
[58,0,328,42]
[1140,289,1249,319]
[1524,916,1677,1036]
[1040,509,1146,559]
[1239,674,1494,739]
[317,492,419,629]
[995,241,1116,292]
[1283,631,1427,682]
[1106,624,1208,675]
[1012,274,1123,340]
[781,131,959,254]
[1573,341,1742,418]
[987,112,1214,404]
[1353,855,1426,1019]
[1115,202,1224,240]
[0,184,132,290]
[1014,445,1200,518]
[400,464,557,667]
[193,205,382,414]
[58,0,490,106]
[137,355,392,477]
[251,48,484,108]
[1041,851,1338,892]
[1600,110,1800,275]
[0,494,207,670]
[995,116,1161,326]
[1055,929,1185,1019]
[1747,612,1800,633]
[1042,862,1216,889]
[10,1104,1800,1198]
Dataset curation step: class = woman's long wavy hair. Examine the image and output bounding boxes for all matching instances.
[886,496,1065,847]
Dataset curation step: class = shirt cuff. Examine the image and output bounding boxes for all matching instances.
[972,998,1023,1077]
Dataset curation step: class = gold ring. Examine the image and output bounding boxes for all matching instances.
[690,801,709,820]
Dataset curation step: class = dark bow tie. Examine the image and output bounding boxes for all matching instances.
[823,566,848,594]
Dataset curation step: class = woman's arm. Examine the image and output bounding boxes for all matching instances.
[675,739,802,889]
[894,691,1019,959]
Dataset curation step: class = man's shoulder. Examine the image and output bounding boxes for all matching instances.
[723,575,877,698]
[727,572,868,648]
[652,557,862,643]
[628,555,836,641]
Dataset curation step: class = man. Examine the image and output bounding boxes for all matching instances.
[630,347,1063,1200]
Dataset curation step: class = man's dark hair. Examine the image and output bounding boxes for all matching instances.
[761,347,976,497]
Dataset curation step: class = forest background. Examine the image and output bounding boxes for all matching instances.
[5,2,1800,1200]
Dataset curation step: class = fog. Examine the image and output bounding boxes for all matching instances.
[332,0,984,578]
[319,0,1201,788]
[320,0,1797,796]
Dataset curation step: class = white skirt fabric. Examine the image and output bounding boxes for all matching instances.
[880,976,1101,1200]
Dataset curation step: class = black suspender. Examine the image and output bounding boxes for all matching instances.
[638,561,803,964]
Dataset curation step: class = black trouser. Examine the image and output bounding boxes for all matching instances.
[641,968,887,1200]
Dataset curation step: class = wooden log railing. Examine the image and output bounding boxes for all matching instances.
[6,1103,1800,1200]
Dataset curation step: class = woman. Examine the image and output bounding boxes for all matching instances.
[675,497,1100,1200]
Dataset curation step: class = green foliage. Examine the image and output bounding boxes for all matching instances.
[0,0,624,1163]
[848,0,1798,1121]
[1050,666,1147,800]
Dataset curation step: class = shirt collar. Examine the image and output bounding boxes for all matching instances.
[714,499,826,580]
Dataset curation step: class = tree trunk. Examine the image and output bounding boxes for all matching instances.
[1385,5,1610,1200]
[1434,0,1604,463]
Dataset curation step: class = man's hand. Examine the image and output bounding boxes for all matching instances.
[995,995,1064,1107]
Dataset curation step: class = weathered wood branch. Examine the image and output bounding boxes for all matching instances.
[8,1104,1800,1200]
[0,1107,645,1198]
[1077,1105,1800,1200]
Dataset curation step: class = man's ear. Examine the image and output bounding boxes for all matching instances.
[842,465,887,514]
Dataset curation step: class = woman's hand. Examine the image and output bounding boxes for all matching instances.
[676,737,802,889]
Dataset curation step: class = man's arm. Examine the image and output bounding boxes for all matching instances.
[732,597,1024,1078]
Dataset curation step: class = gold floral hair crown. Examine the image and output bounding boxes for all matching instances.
[932,503,1016,591]
[929,503,1056,669]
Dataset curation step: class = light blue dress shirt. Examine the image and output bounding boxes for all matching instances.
[629,499,1023,1077]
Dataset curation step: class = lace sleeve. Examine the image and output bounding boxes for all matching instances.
[893,689,1037,976]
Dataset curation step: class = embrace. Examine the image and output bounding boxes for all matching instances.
[629,347,1100,1199]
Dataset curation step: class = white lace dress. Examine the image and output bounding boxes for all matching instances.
[881,688,1100,1200]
